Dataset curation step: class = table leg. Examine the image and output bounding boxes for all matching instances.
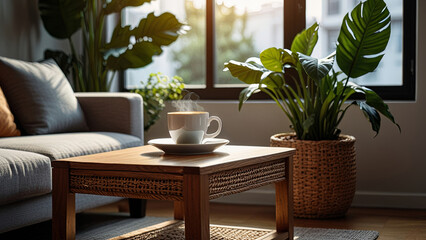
[183,174,210,240]
[174,201,184,220]
[275,157,294,239]
[52,167,75,240]
[128,199,147,218]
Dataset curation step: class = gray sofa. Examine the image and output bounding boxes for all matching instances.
[0,92,144,233]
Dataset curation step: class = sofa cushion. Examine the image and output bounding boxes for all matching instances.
[0,87,20,137]
[0,132,142,160]
[0,149,52,205]
[0,57,88,135]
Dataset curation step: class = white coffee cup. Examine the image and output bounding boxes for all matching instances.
[168,111,222,144]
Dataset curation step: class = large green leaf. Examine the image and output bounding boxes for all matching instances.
[290,22,319,56]
[354,101,381,136]
[260,48,295,72]
[260,72,284,90]
[104,0,152,15]
[224,58,269,84]
[132,12,187,46]
[106,41,162,70]
[104,25,132,50]
[38,0,85,39]
[347,82,400,132]
[260,48,283,72]
[105,12,186,50]
[238,84,261,110]
[104,12,187,70]
[298,53,334,81]
[364,88,400,132]
[336,0,391,78]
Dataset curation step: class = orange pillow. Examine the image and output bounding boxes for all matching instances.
[0,87,20,137]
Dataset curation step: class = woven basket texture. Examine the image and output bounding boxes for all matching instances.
[117,221,273,240]
[209,160,285,199]
[270,132,356,219]
[70,175,184,201]
[70,160,286,201]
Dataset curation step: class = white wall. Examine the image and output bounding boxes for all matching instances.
[0,0,119,91]
[0,0,73,61]
[145,1,426,209]
[1,1,424,209]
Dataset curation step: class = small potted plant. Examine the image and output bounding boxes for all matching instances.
[224,0,400,218]
[131,73,185,133]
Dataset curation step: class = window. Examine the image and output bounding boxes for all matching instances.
[123,0,415,101]
[327,0,340,15]
[123,1,206,89]
[306,0,415,100]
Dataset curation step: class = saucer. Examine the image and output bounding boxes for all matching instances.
[147,138,230,155]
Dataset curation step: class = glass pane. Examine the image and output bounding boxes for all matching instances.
[306,0,403,86]
[327,0,340,15]
[124,0,206,88]
[215,0,284,86]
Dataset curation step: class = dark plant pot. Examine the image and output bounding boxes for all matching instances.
[270,132,356,219]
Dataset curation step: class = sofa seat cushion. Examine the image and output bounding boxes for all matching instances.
[0,149,52,205]
[0,132,142,160]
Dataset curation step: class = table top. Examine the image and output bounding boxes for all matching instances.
[53,145,295,175]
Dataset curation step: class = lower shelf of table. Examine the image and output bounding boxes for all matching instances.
[109,220,289,240]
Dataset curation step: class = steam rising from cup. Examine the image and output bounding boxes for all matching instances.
[172,91,204,112]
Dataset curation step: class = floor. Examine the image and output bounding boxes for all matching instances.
[1,199,425,239]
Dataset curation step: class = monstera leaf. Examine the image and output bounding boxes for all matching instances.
[106,42,162,70]
[336,0,391,78]
[105,12,188,70]
[133,12,187,46]
[38,0,85,39]
[104,0,152,14]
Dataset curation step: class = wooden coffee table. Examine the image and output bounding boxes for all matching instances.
[52,145,295,240]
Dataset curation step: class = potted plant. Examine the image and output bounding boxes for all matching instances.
[131,73,185,132]
[224,0,400,218]
[38,0,188,92]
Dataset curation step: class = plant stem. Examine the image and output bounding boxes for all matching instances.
[107,70,116,90]
[68,38,85,92]
[87,0,98,91]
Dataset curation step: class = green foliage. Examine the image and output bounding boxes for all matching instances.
[290,22,319,56]
[171,1,257,85]
[131,73,185,131]
[336,0,391,78]
[38,0,85,39]
[224,0,399,140]
[38,0,187,92]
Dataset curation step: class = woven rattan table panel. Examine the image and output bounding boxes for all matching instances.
[209,159,286,199]
[69,172,184,201]
[69,159,286,201]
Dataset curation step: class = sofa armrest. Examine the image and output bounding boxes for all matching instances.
[75,92,143,142]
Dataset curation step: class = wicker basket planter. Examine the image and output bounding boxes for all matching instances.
[270,132,356,219]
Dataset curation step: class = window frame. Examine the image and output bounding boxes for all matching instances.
[186,0,305,100]
[123,0,416,101]
[358,0,416,101]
